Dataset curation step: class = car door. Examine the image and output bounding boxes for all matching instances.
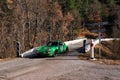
[59,42,64,53]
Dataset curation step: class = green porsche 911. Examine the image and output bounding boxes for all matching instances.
[36,40,69,57]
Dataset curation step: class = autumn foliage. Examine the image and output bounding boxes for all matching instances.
[0,0,120,59]
[0,0,74,58]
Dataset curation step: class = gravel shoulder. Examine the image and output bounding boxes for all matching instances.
[47,60,120,80]
[10,57,120,80]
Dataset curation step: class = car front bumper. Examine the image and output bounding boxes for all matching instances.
[36,51,54,57]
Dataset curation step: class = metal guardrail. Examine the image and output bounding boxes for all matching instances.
[19,38,120,58]
[93,38,120,47]
[90,38,120,60]
[20,47,38,58]
[20,38,86,58]
[85,42,91,52]
[64,38,86,45]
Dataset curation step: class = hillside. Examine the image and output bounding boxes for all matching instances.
[94,40,120,64]
[0,0,120,59]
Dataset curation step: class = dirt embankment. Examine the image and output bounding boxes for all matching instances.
[95,41,120,59]
[94,40,120,65]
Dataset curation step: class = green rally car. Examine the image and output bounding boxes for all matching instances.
[36,40,69,57]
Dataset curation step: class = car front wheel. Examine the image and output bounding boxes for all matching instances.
[65,47,69,53]
[53,50,58,57]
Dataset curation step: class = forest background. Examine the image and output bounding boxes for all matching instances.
[0,0,120,58]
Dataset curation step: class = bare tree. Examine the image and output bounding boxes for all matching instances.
[112,9,120,59]
[113,11,120,38]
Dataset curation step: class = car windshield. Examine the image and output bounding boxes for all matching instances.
[47,41,59,46]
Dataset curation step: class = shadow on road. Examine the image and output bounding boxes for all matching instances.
[76,46,86,53]
[46,58,81,60]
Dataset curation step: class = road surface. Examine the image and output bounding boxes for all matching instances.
[0,41,120,80]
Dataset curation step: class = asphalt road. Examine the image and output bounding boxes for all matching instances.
[0,41,120,80]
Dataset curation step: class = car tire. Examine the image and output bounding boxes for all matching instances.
[53,50,58,57]
[65,47,69,53]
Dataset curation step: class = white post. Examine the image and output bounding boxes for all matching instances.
[90,39,96,60]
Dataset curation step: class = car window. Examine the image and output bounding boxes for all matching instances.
[47,42,59,46]
[59,42,63,46]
